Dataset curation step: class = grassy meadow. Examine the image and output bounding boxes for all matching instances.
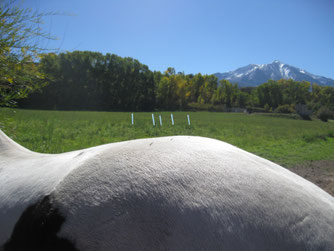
[1,108,334,168]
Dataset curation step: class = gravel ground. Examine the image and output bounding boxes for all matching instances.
[289,160,334,197]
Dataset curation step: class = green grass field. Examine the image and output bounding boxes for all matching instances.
[1,108,334,168]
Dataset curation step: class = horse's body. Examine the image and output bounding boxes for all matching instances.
[0,130,333,250]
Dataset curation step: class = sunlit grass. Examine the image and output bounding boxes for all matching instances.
[1,108,334,167]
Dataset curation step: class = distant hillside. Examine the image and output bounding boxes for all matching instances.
[214,61,334,87]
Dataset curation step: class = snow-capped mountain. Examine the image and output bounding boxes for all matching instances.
[214,60,334,87]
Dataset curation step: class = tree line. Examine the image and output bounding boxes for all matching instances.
[19,51,156,111]
[17,51,334,117]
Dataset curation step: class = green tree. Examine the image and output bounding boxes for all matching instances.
[256,80,283,108]
[20,51,156,111]
[156,75,178,110]
[0,1,56,106]
[212,80,239,107]
[280,79,310,105]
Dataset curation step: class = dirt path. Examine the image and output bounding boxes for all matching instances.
[288,160,334,197]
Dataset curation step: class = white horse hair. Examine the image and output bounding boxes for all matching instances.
[0,129,333,250]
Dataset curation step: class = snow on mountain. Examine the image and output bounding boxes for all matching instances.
[214,61,334,87]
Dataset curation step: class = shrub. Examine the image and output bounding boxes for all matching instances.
[317,106,334,122]
[264,104,270,112]
[275,104,295,114]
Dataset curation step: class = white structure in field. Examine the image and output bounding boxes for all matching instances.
[0,130,334,250]
[187,114,191,125]
[151,113,155,126]
[171,113,174,125]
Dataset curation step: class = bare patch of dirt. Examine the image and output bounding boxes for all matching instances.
[288,160,334,197]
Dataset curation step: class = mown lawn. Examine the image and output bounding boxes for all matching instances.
[1,108,334,168]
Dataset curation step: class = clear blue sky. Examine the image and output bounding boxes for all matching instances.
[23,0,334,78]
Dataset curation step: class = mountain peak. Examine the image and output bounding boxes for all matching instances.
[214,62,334,87]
